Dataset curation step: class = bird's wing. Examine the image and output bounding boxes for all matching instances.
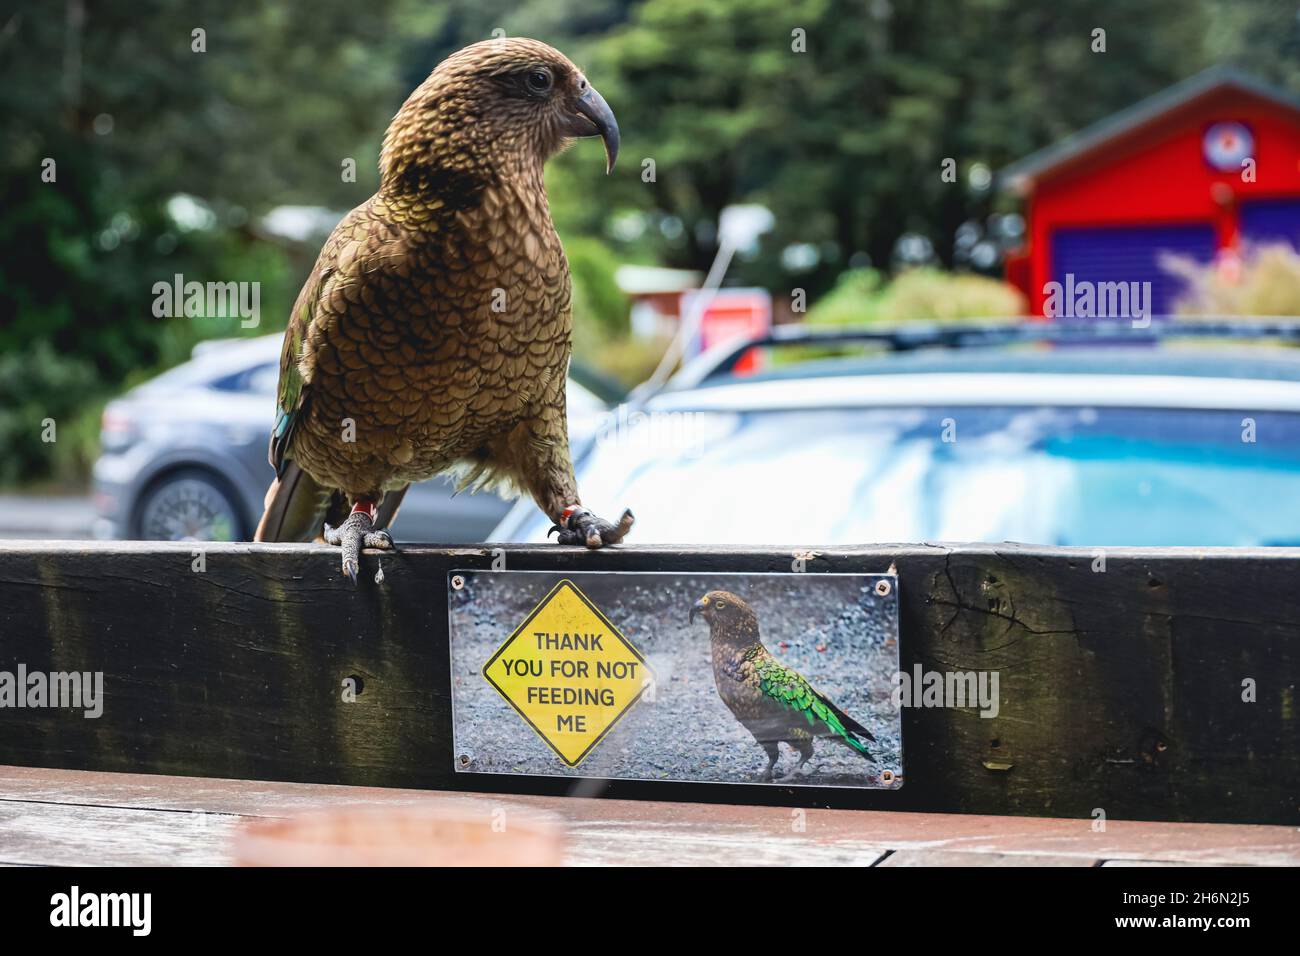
[267,200,407,476]
[268,277,319,475]
[754,654,875,749]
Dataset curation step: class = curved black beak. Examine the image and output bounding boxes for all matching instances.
[565,83,619,174]
[689,598,707,625]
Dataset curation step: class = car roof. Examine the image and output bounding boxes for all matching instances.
[646,320,1300,413]
[647,343,1300,414]
[186,334,281,371]
[136,335,281,393]
[664,320,1300,388]
[732,344,1300,384]
[649,370,1300,413]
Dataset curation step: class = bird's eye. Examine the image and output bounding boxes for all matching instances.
[716,602,727,610]
[525,69,552,94]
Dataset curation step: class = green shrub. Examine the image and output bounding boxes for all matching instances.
[566,236,631,341]
[585,335,673,390]
[0,342,100,487]
[808,267,1026,326]
[1166,244,1300,317]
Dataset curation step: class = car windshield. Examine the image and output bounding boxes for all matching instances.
[509,404,1300,547]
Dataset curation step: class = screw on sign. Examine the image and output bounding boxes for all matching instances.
[482,579,654,766]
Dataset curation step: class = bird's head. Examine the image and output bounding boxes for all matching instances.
[690,590,760,641]
[381,37,619,195]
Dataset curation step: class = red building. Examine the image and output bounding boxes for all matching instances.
[1002,67,1300,317]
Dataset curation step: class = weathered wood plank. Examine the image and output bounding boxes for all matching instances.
[1099,859,1207,867]
[0,803,239,866]
[1,766,1296,866]
[0,796,889,867]
[878,849,1097,866]
[0,541,1297,824]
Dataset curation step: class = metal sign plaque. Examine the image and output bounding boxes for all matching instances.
[448,571,902,789]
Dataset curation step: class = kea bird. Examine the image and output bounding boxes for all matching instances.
[690,590,876,781]
[254,38,633,582]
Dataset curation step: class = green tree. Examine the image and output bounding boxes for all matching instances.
[555,0,1215,293]
[0,0,420,482]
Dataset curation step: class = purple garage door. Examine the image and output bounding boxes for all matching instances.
[1052,223,1217,318]
[1240,199,1300,250]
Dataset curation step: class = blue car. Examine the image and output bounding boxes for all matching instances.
[492,323,1300,547]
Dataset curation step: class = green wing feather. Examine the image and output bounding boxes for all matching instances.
[269,284,318,475]
[755,655,873,754]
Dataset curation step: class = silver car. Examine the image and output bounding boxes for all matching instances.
[93,334,609,542]
[492,323,1300,547]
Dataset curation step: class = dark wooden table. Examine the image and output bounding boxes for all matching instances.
[2,765,1296,866]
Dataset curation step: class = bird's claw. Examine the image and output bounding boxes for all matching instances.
[367,529,396,552]
[548,505,634,549]
[323,511,394,586]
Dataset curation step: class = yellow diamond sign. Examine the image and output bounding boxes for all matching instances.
[483,579,653,767]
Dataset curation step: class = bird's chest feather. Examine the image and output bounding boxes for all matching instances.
[304,186,570,479]
[711,646,768,716]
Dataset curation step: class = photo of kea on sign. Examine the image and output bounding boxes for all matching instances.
[690,590,878,782]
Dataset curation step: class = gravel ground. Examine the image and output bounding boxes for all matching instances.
[449,571,903,789]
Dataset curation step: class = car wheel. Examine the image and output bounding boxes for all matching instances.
[135,469,245,542]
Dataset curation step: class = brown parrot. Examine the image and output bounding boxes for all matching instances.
[690,590,876,781]
[253,38,633,582]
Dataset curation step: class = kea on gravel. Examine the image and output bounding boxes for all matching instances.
[690,590,876,781]
[254,38,633,582]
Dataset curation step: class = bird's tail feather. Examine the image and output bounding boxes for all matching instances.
[823,694,876,743]
[253,461,331,542]
[839,732,877,762]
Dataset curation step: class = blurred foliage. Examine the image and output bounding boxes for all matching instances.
[3,0,1299,484]
[565,234,663,389]
[565,236,631,339]
[1170,244,1300,317]
[560,0,1234,291]
[807,268,1026,326]
[0,0,421,484]
[0,342,97,486]
[584,335,673,389]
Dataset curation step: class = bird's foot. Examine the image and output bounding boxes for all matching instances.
[323,503,394,586]
[548,505,634,549]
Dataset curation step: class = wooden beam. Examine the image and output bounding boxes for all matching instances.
[0,541,1296,824]
[2,766,1297,866]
